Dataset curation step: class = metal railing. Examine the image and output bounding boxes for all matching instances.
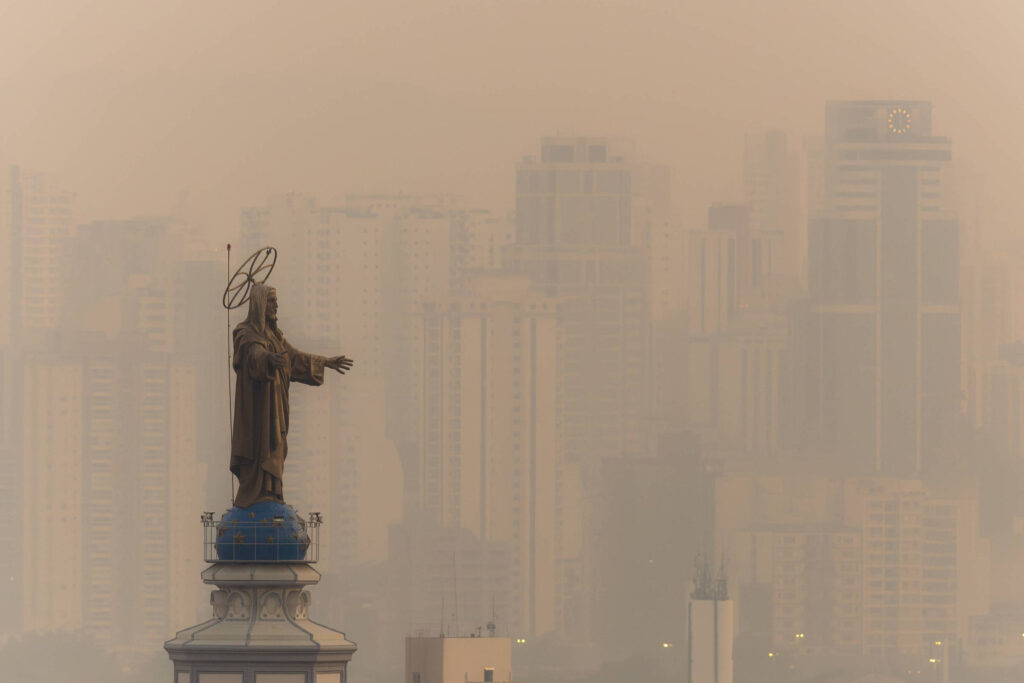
[201,511,322,563]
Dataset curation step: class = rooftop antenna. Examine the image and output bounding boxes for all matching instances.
[452,552,460,637]
[691,553,729,601]
[486,596,497,638]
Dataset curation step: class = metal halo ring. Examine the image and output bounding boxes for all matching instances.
[222,246,278,310]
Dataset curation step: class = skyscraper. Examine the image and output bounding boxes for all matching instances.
[510,136,655,466]
[0,166,76,345]
[805,101,961,475]
[0,166,75,635]
[715,474,990,660]
[418,274,569,637]
[509,136,661,643]
[685,203,787,458]
[743,130,803,290]
[14,218,224,663]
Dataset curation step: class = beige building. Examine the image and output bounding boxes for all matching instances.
[510,137,661,643]
[978,350,1024,464]
[451,208,515,293]
[0,165,75,344]
[685,203,789,447]
[241,193,456,561]
[12,219,225,665]
[743,130,804,290]
[0,347,19,637]
[966,607,1024,668]
[406,636,519,683]
[19,347,209,657]
[853,480,989,657]
[419,274,576,637]
[716,474,990,659]
[687,222,739,341]
[20,358,84,632]
[0,166,77,622]
[511,136,654,466]
[687,312,786,458]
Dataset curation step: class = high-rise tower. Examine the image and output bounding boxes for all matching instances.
[805,101,961,475]
[418,274,568,637]
[510,137,655,466]
[509,137,660,641]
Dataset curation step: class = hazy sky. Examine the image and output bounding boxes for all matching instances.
[1,0,1021,234]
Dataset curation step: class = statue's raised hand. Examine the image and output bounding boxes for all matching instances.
[325,356,354,375]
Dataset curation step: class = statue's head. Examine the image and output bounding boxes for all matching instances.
[246,284,279,333]
[265,287,278,324]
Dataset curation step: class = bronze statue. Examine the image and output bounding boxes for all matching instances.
[230,283,353,508]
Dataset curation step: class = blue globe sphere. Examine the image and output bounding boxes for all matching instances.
[215,501,310,562]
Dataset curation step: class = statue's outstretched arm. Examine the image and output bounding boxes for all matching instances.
[282,338,327,386]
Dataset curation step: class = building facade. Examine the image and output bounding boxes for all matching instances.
[418,274,573,637]
[804,101,961,475]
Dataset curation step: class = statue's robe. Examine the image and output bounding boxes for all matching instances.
[230,321,325,508]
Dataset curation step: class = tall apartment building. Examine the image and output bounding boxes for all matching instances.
[13,219,223,664]
[964,251,1021,428]
[0,165,75,345]
[743,130,803,290]
[709,316,786,458]
[716,475,989,659]
[638,165,685,430]
[450,208,515,294]
[508,137,661,646]
[241,194,461,559]
[686,204,787,457]
[418,274,572,637]
[804,101,961,475]
[856,481,989,658]
[20,358,84,633]
[510,136,654,466]
[0,345,18,637]
[0,166,15,348]
[687,205,742,342]
[0,166,75,635]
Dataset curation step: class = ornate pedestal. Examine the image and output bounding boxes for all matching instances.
[164,563,356,683]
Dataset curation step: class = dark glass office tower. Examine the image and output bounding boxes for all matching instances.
[806,101,960,475]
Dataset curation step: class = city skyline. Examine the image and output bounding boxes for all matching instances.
[2,6,1024,683]
[1,2,1022,239]
[3,102,1020,683]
